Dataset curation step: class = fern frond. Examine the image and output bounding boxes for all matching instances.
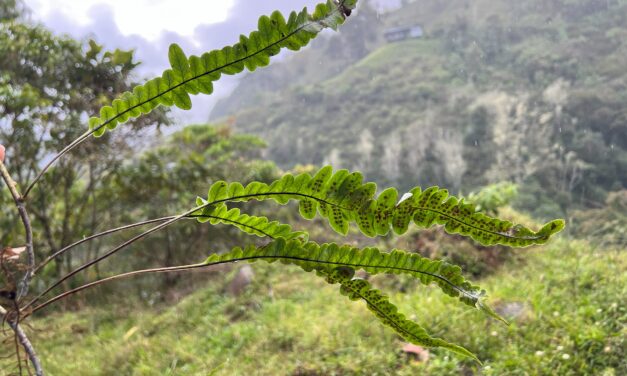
[205,238,497,317]
[88,0,358,137]
[323,267,480,362]
[193,202,306,240]
[203,241,483,360]
[200,166,565,247]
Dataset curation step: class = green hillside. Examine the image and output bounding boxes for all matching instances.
[210,0,627,219]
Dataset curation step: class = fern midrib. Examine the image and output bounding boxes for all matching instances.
[413,207,534,241]
[188,214,278,238]
[193,203,476,299]
[90,4,347,135]
[206,254,477,300]
[207,191,343,209]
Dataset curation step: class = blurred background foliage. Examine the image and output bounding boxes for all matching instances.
[1,0,625,374]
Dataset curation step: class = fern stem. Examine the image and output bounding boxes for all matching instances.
[27,251,481,319]
[23,203,276,311]
[33,216,179,275]
[32,213,275,276]
[22,130,92,199]
[26,262,211,317]
[22,204,211,310]
[188,214,278,238]
[22,0,353,197]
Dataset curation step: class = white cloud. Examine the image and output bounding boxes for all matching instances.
[24,0,239,126]
[27,0,232,42]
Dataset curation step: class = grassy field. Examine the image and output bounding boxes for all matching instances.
[3,236,625,375]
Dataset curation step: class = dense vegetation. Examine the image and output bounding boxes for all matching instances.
[0,0,624,374]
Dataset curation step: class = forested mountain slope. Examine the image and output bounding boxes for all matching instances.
[210,0,627,218]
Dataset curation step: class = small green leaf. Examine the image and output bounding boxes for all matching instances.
[168,43,190,76]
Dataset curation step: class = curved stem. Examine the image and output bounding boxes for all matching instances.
[33,216,178,275]
[28,250,479,318]
[23,204,209,310]
[0,160,35,299]
[33,212,269,275]
[0,157,44,373]
[25,192,334,309]
[27,262,210,317]
[22,130,93,199]
[20,1,353,200]
[22,190,344,310]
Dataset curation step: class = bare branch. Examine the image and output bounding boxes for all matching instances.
[0,150,43,374]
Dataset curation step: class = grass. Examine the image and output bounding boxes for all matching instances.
[3,237,626,375]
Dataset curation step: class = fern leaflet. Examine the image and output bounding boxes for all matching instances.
[323,267,480,362]
[193,203,306,240]
[205,238,500,317]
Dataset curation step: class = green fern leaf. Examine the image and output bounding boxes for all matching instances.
[193,199,306,240]
[202,240,484,361]
[88,0,358,137]
[204,238,496,317]
[323,267,480,362]
[200,166,565,247]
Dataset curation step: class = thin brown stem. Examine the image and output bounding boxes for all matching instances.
[33,216,178,275]
[23,204,209,310]
[32,214,231,275]
[22,130,92,199]
[28,262,210,317]
[23,192,331,308]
